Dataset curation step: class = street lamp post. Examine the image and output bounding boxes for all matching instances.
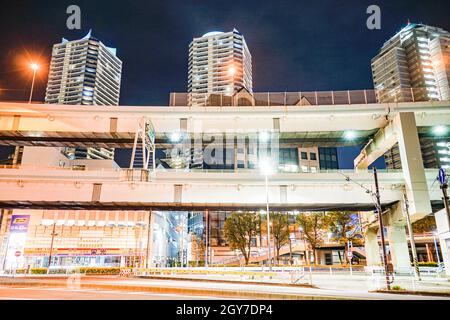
[260,158,274,271]
[264,173,272,270]
[28,63,39,104]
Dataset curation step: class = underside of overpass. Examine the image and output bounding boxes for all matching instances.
[0,200,398,212]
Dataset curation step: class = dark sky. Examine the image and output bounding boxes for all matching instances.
[0,0,448,166]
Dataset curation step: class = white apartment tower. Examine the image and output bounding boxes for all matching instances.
[45,30,122,160]
[188,29,252,106]
[371,23,450,169]
[371,23,449,103]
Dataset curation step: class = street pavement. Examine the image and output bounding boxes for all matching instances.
[0,286,234,300]
[0,276,449,300]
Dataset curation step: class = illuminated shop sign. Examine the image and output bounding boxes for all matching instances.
[10,215,30,233]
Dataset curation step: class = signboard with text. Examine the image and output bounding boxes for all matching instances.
[10,215,30,233]
[5,214,30,269]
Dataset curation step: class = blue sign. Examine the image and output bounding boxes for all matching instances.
[438,168,447,186]
[9,215,30,233]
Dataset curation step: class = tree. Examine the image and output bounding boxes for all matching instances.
[189,233,205,267]
[224,212,259,265]
[296,212,328,265]
[412,215,436,234]
[327,211,362,264]
[266,212,290,264]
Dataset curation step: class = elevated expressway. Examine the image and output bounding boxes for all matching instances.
[0,101,448,148]
[0,166,442,215]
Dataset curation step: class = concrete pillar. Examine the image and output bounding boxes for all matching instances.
[434,208,450,276]
[384,202,411,270]
[394,112,432,221]
[386,225,411,269]
[364,228,381,266]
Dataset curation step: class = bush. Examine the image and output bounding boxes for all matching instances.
[31,268,47,274]
[188,261,205,267]
[391,285,405,291]
[417,262,438,267]
[79,267,121,275]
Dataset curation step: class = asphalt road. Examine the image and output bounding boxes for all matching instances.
[0,276,449,300]
[0,286,233,300]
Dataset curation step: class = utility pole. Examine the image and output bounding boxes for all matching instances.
[47,223,57,274]
[204,209,209,268]
[373,167,391,290]
[403,193,421,280]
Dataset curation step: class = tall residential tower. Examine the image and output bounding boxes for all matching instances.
[188,29,252,106]
[371,23,450,169]
[45,30,122,159]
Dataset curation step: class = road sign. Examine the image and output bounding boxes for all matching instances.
[14,251,21,257]
[347,251,353,259]
[438,168,447,186]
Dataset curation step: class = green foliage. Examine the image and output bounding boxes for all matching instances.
[224,211,259,265]
[417,261,438,267]
[31,268,47,274]
[268,212,290,261]
[391,285,405,291]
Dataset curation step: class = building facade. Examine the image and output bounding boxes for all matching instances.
[188,29,252,106]
[45,30,122,160]
[371,23,450,169]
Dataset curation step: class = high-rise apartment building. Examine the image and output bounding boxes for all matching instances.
[371,23,450,169]
[188,29,252,106]
[45,30,122,160]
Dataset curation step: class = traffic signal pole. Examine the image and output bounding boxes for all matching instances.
[373,167,391,290]
[440,183,450,220]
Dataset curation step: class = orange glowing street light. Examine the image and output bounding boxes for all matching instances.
[28,62,39,103]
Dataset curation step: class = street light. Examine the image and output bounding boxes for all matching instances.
[259,157,274,270]
[28,62,39,104]
[432,125,448,136]
[344,130,357,141]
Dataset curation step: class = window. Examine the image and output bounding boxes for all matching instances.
[279,148,299,166]
[310,152,317,160]
[310,166,317,173]
[301,165,308,172]
[301,152,308,160]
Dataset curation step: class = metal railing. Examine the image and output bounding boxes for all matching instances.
[170,88,449,107]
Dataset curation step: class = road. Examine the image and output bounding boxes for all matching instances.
[0,286,233,300]
[0,276,448,300]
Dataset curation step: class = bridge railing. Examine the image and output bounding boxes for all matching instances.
[170,88,449,107]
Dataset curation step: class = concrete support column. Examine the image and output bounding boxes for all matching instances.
[364,228,381,266]
[434,208,450,276]
[394,112,432,220]
[386,225,411,269]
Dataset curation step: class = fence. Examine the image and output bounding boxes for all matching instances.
[169,88,447,107]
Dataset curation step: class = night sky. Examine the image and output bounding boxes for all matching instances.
[0,0,449,167]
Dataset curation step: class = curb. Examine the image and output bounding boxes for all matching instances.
[375,289,450,298]
[136,275,317,288]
